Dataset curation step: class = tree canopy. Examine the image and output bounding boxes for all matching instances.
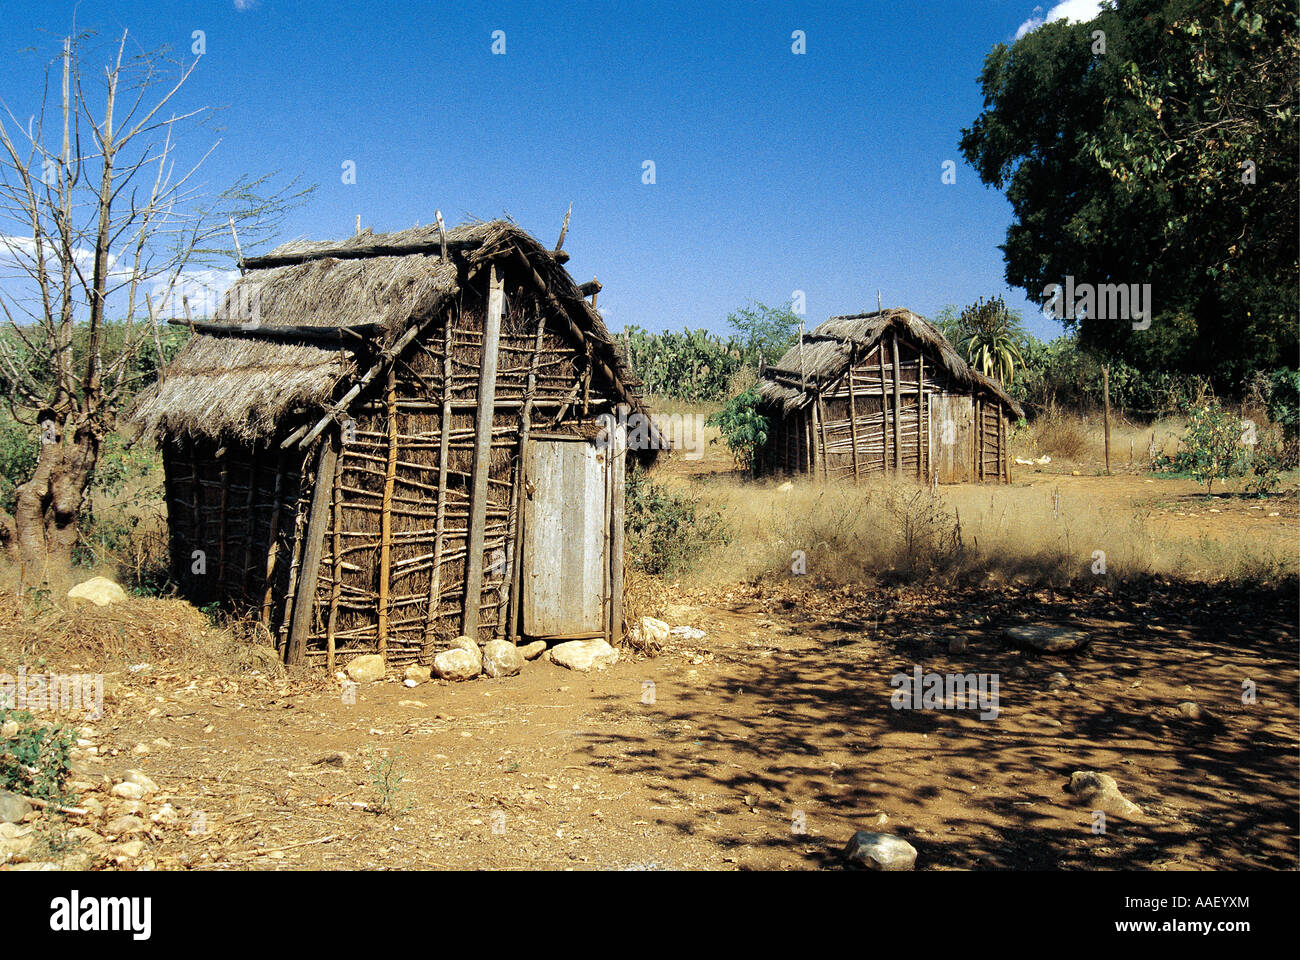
[960,0,1298,389]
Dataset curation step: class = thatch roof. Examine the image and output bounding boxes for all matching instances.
[756,308,1024,418]
[130,220,644,443]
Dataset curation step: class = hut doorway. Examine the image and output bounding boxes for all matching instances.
[933,395,975,483]
[520,436,625,640]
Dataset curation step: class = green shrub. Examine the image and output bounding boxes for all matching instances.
[706,386,769,471]
[624,469,730,578]
[0,411,38,516]
[0,708,78,805]
[1161,397,1251,494]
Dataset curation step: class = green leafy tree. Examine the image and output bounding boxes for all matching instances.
[959,0,1298,387]
[705,386,770,471]
[725,301,800,365]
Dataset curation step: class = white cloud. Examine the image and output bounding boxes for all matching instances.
[233,0,258,11]
[1015,0,1106,40]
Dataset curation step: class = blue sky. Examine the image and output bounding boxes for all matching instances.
[0,1,1106,341]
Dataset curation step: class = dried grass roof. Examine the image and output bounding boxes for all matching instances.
[130,220,643,443]
[756,307,1024,418]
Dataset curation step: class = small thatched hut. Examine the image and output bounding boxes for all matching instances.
[754,308,1023,483]
[131,220,655,669]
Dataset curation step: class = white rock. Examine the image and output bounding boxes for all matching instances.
[404,664,432,685]
[122,770,159,795]
[0,790,32,824]
[345,654,386,683]
[843,831,917,871]
[640,617,671,646]
[67,576,128,607]
[549,638,620,672]
[110,782,146,801]
[1005,624,1089,652]
[449,635,481,657]
[105,814,147,835]
[433,648,481,682]
[519,640,548,661]
[1067,771,1145,818]
[109,839,146,860]
[482,639,523,679]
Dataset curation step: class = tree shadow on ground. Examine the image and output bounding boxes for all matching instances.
[576,576,1299,870]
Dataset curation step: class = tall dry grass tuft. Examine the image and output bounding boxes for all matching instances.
[1016,411,1190,468]
[682,475,1296,590]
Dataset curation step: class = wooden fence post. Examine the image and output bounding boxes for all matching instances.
[462,263,505,638]
[286,437,338,666]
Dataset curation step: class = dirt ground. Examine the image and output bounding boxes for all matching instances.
[3,467,1297,872]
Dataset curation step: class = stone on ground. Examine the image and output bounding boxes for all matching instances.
[345,654,386,683]
[67,576,128,607]
[1005,624,1089,653]
[449,635,481,657]
[0,790,32,824]
[843,831,917,871]
[482,638,523,678]
[434,648,481,681]
[1067,770,1144,818]
[404,664,432,685]
[519,640,548,661]
[548,638,620,672]
[639,617,670,646]
[122,770,159,795]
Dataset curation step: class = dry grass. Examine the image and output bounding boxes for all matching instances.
[672,474,1297,590]
[0,564,284,677]
[1015,412,1190,467]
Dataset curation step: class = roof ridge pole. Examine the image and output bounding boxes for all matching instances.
[228,217,245,275]
[462,262,505,639]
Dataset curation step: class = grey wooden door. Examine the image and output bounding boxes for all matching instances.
[522,438,615,638]
[933,395,975,483]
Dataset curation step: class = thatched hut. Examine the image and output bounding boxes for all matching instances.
[131,220,655,669]
[754,308,1023,483]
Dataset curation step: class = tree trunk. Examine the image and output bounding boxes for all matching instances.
[13,419,99,574]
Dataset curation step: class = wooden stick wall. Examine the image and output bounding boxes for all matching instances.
[162,268,624,668]
[759,336,1011,483]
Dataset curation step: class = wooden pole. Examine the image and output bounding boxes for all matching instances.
[891,334,903,474]
[421,316,456,655]
[506,309,547,641]
[916,354,925,479]
[240,447,260,597]
[609,410,626,644]
[260,453,286,624]
[877,342,889,472]
[286,438,338,666]
[377,367,398,659]
[847,348,860,483]
[816,391,829,481]
[462,263,505,638]
[325,439,343,675]
[1102,363,1111,475]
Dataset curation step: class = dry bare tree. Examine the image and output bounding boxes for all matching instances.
[0,29,310,574]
